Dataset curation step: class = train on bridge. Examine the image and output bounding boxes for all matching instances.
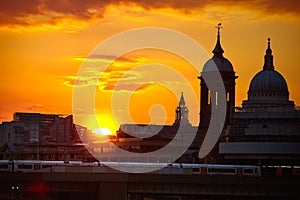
[0,160,262,176]
[0,160,299,176]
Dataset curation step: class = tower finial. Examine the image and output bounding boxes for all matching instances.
[263,37,274,70]
[267,37,271,49]
[179,92,185,106]
[213,23,224,57]
[216,23,223,37]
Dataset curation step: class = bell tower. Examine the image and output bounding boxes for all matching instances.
[175,92,190,125]
[198,24,237,163]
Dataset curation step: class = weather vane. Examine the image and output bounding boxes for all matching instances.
[215,23,223,36]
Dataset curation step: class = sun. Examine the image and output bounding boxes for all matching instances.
[93,128,112,136]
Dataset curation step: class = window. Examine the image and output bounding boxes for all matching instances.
[208,167,235,174]
[243,168,254,174]
[0,164,8,169]
[18,164,33,170]
[192,168,200,173]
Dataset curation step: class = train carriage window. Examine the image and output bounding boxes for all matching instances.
[208,168,235,173]
[0,164,8,169]
[192,168,200,173]
[244,168,254,174]
[18,164,33,170]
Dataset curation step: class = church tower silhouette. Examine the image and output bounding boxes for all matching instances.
[175,92,190,125]
[198,24,237,163]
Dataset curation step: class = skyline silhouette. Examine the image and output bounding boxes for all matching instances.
[0,1,300,134]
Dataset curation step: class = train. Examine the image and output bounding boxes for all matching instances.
[0,160,262,177]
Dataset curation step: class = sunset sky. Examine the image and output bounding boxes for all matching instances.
[1,1,300,134]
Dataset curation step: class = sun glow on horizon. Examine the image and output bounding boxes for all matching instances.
[93,128,112,136]
[0,1,300,130]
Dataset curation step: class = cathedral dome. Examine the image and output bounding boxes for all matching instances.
[249,70,288,96]
[242,38,294,111]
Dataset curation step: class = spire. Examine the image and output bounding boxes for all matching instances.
[175,92,190,125]
[212,23,224,58]
[179,92,185,106]
[263,37,274,70]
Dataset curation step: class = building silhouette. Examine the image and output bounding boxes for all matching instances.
[103,25,300,165]
[1,25,299,166]
[113,92,198,162]
[197,24,237,163]
[198,26,300,165]
[0,112,95,161]
[175,92,190,126]
[218,38,300,165]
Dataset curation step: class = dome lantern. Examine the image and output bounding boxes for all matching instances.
[263,37,274,71]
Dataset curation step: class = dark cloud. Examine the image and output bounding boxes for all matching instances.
[0,0,299,28]
[258,1,300,16]
[0,0,108,27]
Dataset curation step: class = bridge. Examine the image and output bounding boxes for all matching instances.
[1,172,299,200]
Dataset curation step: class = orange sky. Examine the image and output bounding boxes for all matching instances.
[0,1,300,134]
